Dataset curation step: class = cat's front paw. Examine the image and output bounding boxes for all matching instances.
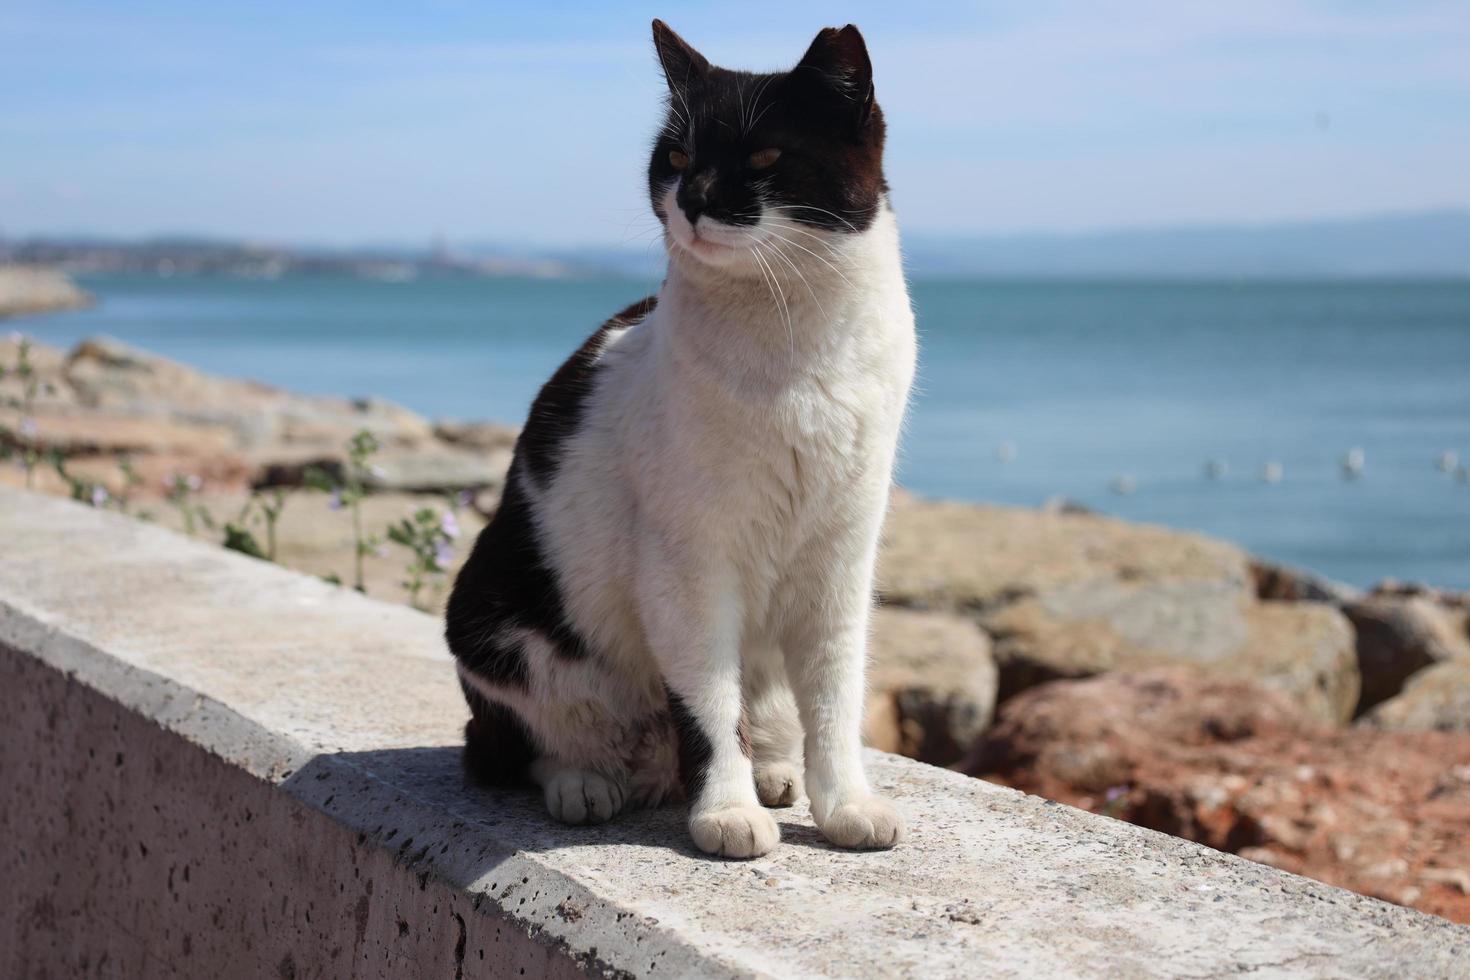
[543,770,625,825]
[816,796,906,850]
[689,804,780,858]
[754,761,804,807]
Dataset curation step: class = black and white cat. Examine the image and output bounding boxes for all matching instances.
[446,20,915,859]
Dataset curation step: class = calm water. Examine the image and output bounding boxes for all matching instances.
[11,274,1470,589]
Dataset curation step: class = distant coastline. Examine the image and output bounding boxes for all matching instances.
[5,207,1468,282]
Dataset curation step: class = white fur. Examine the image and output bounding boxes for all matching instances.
[475,188,916,857]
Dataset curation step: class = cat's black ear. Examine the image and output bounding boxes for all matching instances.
[652,20,710,91]
[796,25,875,128]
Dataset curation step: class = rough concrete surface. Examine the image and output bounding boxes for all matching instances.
[2,487,1467,978]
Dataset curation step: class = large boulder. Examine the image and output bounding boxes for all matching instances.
[63,336,434,450]
[879,498,1250,610]
[1343,595,1470,713]
[879,499,1360,723]
[968,668,1470,924]
[1358,660,1470,733]
[864,607,997,766]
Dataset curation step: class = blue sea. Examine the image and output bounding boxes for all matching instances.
[11,274,1470,589]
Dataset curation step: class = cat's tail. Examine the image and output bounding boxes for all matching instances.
[460,678,537,787]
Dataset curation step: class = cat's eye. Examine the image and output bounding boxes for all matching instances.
[748,147,782,170]
[668,149,690,170]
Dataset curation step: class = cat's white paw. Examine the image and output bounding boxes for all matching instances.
[689,804,780,858]
[817,796,906,850]
[543,770,625,826]
[754,761,804,807]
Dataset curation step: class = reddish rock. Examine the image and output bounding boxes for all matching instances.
[967,668,1470,924]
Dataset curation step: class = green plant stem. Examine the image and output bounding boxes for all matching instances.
[352,497,365,592]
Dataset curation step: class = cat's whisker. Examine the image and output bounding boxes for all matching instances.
[759,218,848,259]
[746,242,794,357]
[766,204,867,232]
[759,228,856,290]
[759,237,829,322]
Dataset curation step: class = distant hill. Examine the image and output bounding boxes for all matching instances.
[901,209,1470,278]
[8,210,1468,281]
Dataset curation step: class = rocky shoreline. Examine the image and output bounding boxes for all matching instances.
[3,332,1467,923]
[0,265,93,319]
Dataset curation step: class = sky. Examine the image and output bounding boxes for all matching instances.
[3,1,1468,247]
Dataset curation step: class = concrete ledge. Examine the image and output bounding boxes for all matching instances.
[2,487,1466,978]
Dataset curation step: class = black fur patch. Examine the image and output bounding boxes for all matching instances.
[518,296,657,486]
[460,678,537,787]
[666,687,715,802]
[648,21,887,234]
[446,469,591,676]
[445,295,658,686]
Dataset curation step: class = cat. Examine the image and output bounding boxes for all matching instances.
[445,19,915,859]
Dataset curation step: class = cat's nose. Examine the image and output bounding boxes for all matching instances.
[679,171,717,226]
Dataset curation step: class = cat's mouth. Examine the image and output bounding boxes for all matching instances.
[685,231,736,255]
[661,187,754,264]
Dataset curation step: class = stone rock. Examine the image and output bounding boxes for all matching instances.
[968,667,1470,923]
[0,265,92,318]
[0,405,236,457]
[63,336,434,450]
[1250,559,1361,604]
[432,419,519,453]
[879,498,1251,611]
[864,607,997,766]
[1344,595,1470,713]
[364,446,513,493]
[1359,660,1470,733]
[880,498,1360,722]
[1370,580,1470,609]
[1235,602,1360,724]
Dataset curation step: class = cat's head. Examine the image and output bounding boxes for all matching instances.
[647,20,887,272]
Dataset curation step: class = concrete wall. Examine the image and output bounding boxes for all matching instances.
[2,486,1466,978]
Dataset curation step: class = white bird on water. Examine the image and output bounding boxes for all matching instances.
[1340,447,1365,480]
[1261,462,1284,484]
[1204,459,1228,480]
[1437,450,1460,473]
[1109,475,1137,495]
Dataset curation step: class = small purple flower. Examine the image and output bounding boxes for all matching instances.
[90,485,109,507]
[18,417,38,438]
[328,487,344,511]
[185,474,202,492]
[433,541,454,568]
[440,510,460,540]
[455,489,473,508]
[1104,785,1128,804]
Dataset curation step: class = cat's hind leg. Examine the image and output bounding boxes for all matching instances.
[531,758,626,825]
[459,632,673,827]
[743,645,805,807]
